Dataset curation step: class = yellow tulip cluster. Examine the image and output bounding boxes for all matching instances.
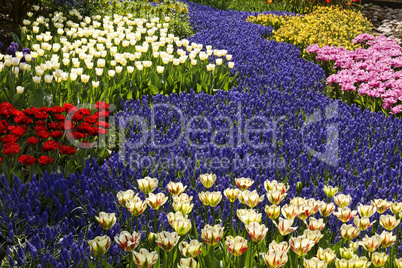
[246,6,373,54]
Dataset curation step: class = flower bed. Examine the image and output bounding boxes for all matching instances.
[307,34,402,115]
[0,102,110,180]
[0,7,236,109]
[246,6,372,55]
[0,1,402,268]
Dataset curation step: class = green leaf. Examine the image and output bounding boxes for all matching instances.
[86,258,95,268]
[332,239,344,254]
[148,85,159,95]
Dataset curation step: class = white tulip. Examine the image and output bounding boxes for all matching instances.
[108,70,116,77]
[156,66,164,74]
[44,75,53,83]
[81,74,90,83]
[127,66,134,73]
[115,66,123,73]
[95,68,103,76]
[33,76,41,83]
[92,81,100,88]
[16,86,24,94]
[70,73,78,81]
[206,64,215,71]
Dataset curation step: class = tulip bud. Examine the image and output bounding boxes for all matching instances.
[380,230,396,248]
[224,188,240,202]
[126,196,147,216]
[265,204,281,220]
[225,236,248,256]
[156,231,180,252]
[148,232,157,245]
[319,203,336,218]
[323,185,338,198]
[132,248,158,268]
[246,222,268,243]
[333,194,352,208]
[116,189,135,208]
[360,234,382,252]
[179,240,202,258]
[16,86,24,94]
[334,207,357,222]
[178,258,197,268]
[266,190,287,205]
[235,177,254,190]
[167,182,187,196]
[199,173,217,188]
[340,224,360,241]
[354,216,375,231]
[146,192,168,210]
[198,191,222,207]
[262,250,288,268]
[95,212,116,230]
[237,209,262,225]
[281,204,299,220]
[114,231,141,252]
[357,204,376,218]
[304,257,327,268]
[371,252,388,267]
[44,74,53,83]
[303,229,324,244]
[339,248,356,260]
[156,65,164,74]
[33,76,41,83]
[201,224,224,246]
[395,258,402,268]
[371,199,391,214]
[138,176,158,195]
[88,236,111,257]
[92,81,100,88]
[289,236,315,256]
[273,217,298,236]
[379,214,400,231]
[206,64,215,71]
[317,247,336,264]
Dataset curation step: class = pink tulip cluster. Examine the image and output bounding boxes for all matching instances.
[307,34,402,114]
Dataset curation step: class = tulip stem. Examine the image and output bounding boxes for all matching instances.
[146,207,150,234]
[154,210,158,233]
[209,245,215,268]
[128,252,134,268]
[128,209,132,233]
[299,256,304,267]
[230,202,234,235]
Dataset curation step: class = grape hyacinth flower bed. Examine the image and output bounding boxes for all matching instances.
[1,1,402,268]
